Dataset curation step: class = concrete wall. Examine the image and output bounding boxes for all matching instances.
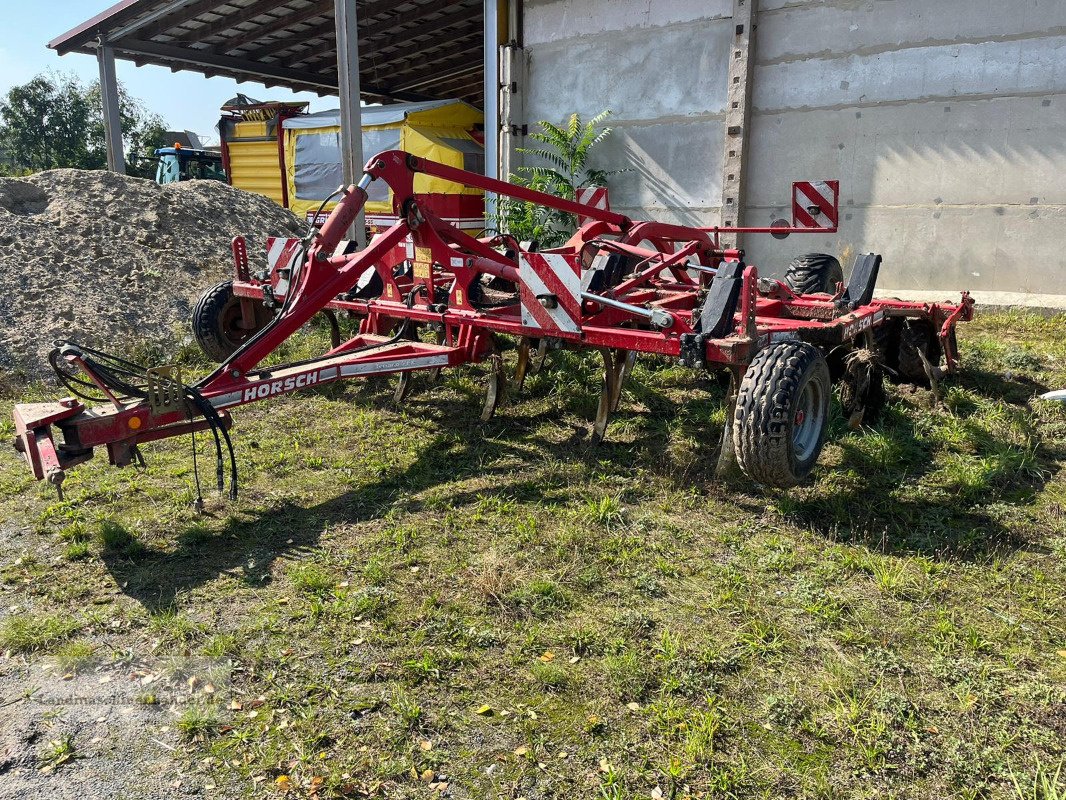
[519,0,1066,296]
[521,0,734,225]
[745,0,1066,294]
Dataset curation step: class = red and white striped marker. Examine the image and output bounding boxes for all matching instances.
[792,180,839,230]
[518,253,583,334]
[266,237,303,295]
[575,186,610,227]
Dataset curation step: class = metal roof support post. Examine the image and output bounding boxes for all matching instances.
[499,0,519,193]
[96,44,126,175]
[483,0,501,225]
[334,0,366,247]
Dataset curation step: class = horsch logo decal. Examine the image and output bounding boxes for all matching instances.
[242,371,321,402]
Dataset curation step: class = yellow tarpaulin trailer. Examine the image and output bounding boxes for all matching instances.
[222,99,485,231]
[281,100,485,230]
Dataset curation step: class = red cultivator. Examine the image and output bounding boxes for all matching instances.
[13,150,973,499]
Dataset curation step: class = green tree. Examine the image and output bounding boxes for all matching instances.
[85,81,167,177]
[0,72,167,176]
[0,74,94,173]
[495,110,623,247]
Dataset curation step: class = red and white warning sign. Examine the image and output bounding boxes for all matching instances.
[266,237,303,295]
[518,253,583,334]
[575,186,610,227]
[792,180,839,230]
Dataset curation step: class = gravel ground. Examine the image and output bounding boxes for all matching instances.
[0,170,303,377]
[0,521,239,799]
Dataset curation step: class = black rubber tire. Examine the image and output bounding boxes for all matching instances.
[733,341,831,487]
[192,280,274,363]
[783,253,844,295]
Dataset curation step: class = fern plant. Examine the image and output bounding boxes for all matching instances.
[496,110,622,247]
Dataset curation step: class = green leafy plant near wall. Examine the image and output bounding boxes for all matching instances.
[496,110,624,247]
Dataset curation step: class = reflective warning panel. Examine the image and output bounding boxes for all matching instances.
[575,186,610,227]
[792,180,840,230]
[518,252,583,334]
[265,237,304,296]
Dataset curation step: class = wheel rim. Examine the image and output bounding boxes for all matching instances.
[792,378,824,461]
[219,300,258,348]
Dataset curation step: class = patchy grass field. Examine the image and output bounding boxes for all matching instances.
[1,310,1064,799]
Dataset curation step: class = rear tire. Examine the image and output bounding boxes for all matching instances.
[783,253,843,295]
[192,280,273,363]
[733,341,831,487]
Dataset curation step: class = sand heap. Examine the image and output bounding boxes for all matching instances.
[0,169,304,376]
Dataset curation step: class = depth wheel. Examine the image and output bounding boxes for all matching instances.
[733,341,831,487]
[192,280,274,363]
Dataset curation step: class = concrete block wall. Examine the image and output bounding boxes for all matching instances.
[518,0,1066,296]
[744,0,1066,294]
[521,0,735,226]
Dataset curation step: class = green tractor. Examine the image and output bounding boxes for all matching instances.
[153,146,227,185]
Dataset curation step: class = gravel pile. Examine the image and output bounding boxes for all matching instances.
[0,169,303,377]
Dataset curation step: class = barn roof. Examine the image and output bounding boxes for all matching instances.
[49,0,486,105]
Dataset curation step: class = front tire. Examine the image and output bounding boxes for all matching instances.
[733,341,831,487]
[192,280,273,363]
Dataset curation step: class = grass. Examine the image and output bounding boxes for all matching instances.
[51,639,96,673]
[0,311,1064,798]
[0,613,80,654]
[1011,758,1065,800]
[175,705,221,740]
[38,733,77,772]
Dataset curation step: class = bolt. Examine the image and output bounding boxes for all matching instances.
[231,369,241,378]
[46,469,66,501]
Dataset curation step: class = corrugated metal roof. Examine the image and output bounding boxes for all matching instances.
[49,0,486,105]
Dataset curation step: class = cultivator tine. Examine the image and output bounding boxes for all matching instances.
[393,372,414,404]
[514,337,532,391]
[479,335,506,422]
[426,327,446,385]
[393,325,424,403]
[915,347,942,404]
[319,309,342,349]
[609,349,636,413]
[592,349,619,444]
[715,369,742,480]
[514,337,548,392]
[841,345,880,430]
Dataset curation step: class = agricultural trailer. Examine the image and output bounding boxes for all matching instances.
[12,150,973,501]
[222,96,486,234]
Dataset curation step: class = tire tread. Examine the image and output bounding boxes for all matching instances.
[733,341,831,487]
[783,253,844,295]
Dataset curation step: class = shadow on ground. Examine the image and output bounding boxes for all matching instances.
[101,358,1060,610]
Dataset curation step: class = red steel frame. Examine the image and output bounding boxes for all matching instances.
[12,150,974,492]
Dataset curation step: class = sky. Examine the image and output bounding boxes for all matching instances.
[0,1,332,144]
